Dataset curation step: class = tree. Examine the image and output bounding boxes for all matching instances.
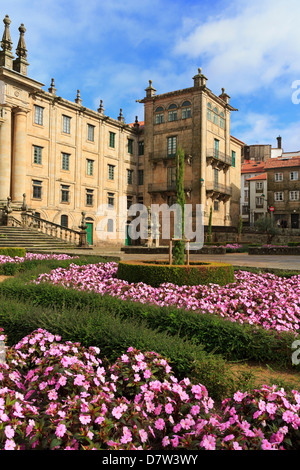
[207,206,213,243]
[173,146,185,265]
[254,214,279,244]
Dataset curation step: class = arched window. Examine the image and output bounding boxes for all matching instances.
[61,214,68,227]
[219,112,225,129]
[168,104,178,122]
[155,106,164,124]
[207,102,212,120]
[213,107,218,125]
[182,100,191,119]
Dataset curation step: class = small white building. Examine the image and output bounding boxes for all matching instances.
[246,173,268,226]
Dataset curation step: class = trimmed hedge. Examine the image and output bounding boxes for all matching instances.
[0,296,233,401]
[117,260,234,287]
[0,247,26,257]
[0,277,297,370]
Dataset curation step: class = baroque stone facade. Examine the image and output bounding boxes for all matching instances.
[0,16,243,246]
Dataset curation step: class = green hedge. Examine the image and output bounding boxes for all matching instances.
[0,247,26,257]
[0,296,233,401]
[0,277,297,370]
[117,260,235,287]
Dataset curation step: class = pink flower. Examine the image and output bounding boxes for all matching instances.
[201,434,216,450]
[155,418,165,430]
[139,429,148,443]
[4,439,16,450]
[79,415,91,425]
[56,423,67,438]
[4,425,14,439]
[165,403,174,414]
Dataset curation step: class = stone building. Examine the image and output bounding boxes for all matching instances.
[265,156,300,229]
[240,160,266,225]
[136,70,243,244]
[0,16,243,247]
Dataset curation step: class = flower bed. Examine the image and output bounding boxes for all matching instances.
[32,262,300,334]
[1,327,300,450]
[249,246,300,255]
[0,252,78,265]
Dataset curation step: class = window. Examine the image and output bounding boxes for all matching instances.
[62,153,70,171]
[108,164,115,180]
[214,168,219,185]
[214,200,219,211]
[182,101,191,119]
[167,136,177,158]
[138,169,144,185]
[108,192,114,208]
[87,124,95,142]
[244,189,249,202]
[138,141,144,156]
[128,139,133,154]
[33,145,43,165]
[232,150,236,167]
[256,197,264,207]
[275,173,283,182]
[127,169,133,185]
[87,159,94,176]
[127,195,133,210]
[62,115,71,134]
[61,215,68,227]
[207,102,212,120]
[32,180,42,199]
[109,132,115,148]
[290,191,299,201]
[256,181,263,191]
[219,112,225,129]
[213,107,218,125]
[168,104,177,122]
[214,139,219,158]
[86,189,94,206]
[61,185,70,203]
[34,105,43,125]
[275,191,284,201]
[155,106,164,124]
[290,171,299,181]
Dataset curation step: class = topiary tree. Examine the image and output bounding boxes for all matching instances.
[206,206,213,243]
[173,146,185,265]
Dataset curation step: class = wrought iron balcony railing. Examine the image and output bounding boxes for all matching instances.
[206,149,232,166]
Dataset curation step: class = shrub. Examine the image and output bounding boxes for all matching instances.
[0,247,26,257]
[117,260,234,287]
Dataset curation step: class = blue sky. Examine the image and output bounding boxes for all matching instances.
[2,0,300,151]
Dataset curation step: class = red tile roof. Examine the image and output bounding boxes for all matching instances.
[241,160,265,173]
[264,156,300,169]
[246,172,267,181]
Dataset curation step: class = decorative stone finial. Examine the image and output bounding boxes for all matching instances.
[145,79,156,98]
[13,22,29,74]
[48,78,56,95]
[118,108,124,122]
[0,15,14,69]
[193,67,207,88]
[97,99,104,114]
[75,89,82,105]
[1,15,12,52]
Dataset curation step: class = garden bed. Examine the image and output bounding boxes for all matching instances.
[249,246,300,255]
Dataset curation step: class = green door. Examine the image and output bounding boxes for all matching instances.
[125,224,131,246]
[86,222,93,245]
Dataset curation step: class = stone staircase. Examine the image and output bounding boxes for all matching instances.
[0,225,77,251]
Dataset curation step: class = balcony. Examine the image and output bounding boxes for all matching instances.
[148,180,192,197]
[206,149,232,170]
[206,182,232,201]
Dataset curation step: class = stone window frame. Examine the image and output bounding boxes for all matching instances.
[290,171,299,181]
[181,101,192,119]
[32,179,42,200]
[108,164,115,180]
[167,135,177,158]
[155,106,164,124]
[290,190,299,201]
[87,124,95,142]
[61,184,70,203]
[61,152,70,171]
[275,172,283,182]
[62,115,71,134]
[33,145,43,165]
[168,104,178,122]
[274,191,284,202]
[109,131,116,148]
[86,159,94,176]
[127,168,134,185]
[34,105,44,126]
[86,188,94,206]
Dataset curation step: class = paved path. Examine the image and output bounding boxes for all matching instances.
[48,248,300,271]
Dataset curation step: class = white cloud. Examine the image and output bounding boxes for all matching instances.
[174,0,300,96]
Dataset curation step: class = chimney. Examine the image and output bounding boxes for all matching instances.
[277,136,282,149]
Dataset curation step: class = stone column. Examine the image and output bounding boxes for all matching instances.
[11,106,28,203]
[0,105,12,203]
